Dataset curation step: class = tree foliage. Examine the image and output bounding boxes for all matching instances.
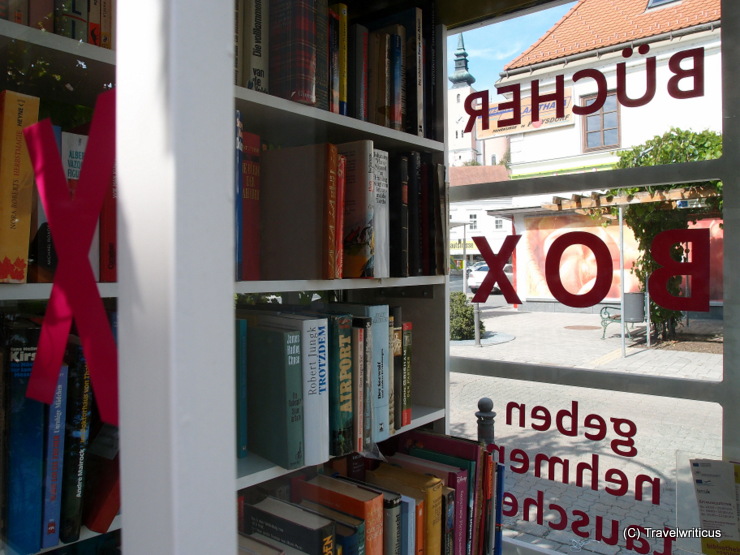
[449,291,485,340]
[601,128,722,338]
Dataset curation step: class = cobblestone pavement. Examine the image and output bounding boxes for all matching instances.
[448,305,723,555]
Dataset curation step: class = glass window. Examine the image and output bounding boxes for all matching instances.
[647,0,680,8]
[583,91,620,151]
[469,214,478,230]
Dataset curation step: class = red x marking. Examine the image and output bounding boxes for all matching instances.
[23,90,118,425]
[471,235,521,304]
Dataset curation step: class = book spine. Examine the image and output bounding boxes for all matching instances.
[412,8,425,137]
[303,318,330,465]
[41,363,69,548]
[234,111,244,280]
[351,320,366,453]
[98,165,117,282]
[328,8,340,114]
[54,0,88,40]
[442,486,455,555]
[0,91,39,283]
[5,317,45,554]
[389,155,409,278]
[368,31,390,128]
[329,315,353,457]
[269,0,316,105]
[494,463,504,555]
[359,317,373,451]
[241,130,261,280]
[335,153,346,279]
[245,0,268,91]
[372,148,389,279]
[99,0,112,48]
[87,0,100,44]
[406,151,423,276]
[243,503,335,554]
[29,0,54,30]
[8,0,28,24]
[391,308,403,431]
[324,143,338,279]
[59,348,94,544]
[369,305,389,443]
[314,0,329,111]
[388,33,403,131]
[235,319,248,458]
[330,3,348,115]
[384,499,402,555]
[348,23,368,121]
[234,0,245,86]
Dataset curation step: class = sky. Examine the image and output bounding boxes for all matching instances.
[446,2,577,93]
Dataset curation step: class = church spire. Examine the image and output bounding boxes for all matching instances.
[449,33,476,88]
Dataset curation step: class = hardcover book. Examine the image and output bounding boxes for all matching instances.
[98,165,117,282]
[244,0,269,92]
[268,0,316,105]
[293,473,384,555]
[348,23,369,121]
[368,30,390,128]
[0,90,39,283]
[59,344,94,544]
[243,496,335,555]
[351,316,371,453]
[336,140,374,278]
[81,420,120,535]
[41,363,68,548]
[3,314,45,555]
[87,0,101,45]
[238,532,286,554]
[100,0,113,48]
[299,499,365,555]
[340,476,402,555]
[405,151,423,276]
[236,318,248,458]
[29,0,54,30]
[335,153,346,279]
[314,0,329,111]
[390,306,403,432]
[246,325,304,469]
[241,129,261,281]
[401,321,412,427]
[261,143,338,280]
[389,155,409,277]
[329,3,348,115]
[325,312,353,457]
[372,148,389,279]
[235,110,244,280]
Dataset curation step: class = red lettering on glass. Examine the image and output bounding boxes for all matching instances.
[667,47,705,99]
[531,75,565,121]
[572,69,608,115]
[471,235,521,303]
[648,228,710,312]
[617,45,657,108]
[496,83,522,127]
[464,90,488,133]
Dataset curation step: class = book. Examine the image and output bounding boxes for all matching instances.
[3,314,45,555]
[0,90,39,283]
[389,305,403,430]
[385,451,467,555]
[261,143,338,280]
[401,430,485,555]
[98,164,117,282]
[242,310,330,466]
[327,8,339,113]
[401,321,412,427]
[236,317,248,458]
[41,363,68,548]
[246,325,304,469]
[235,0,246,86]
[54,0,88,40]
[293,473,384,555]
[336,140,374,278]
[324,302,389,444]
[421,2,437,141]
[244,0,269,92]
[365,462,443,555]
[239,532,286,554]
[372,24,405,132]
[100,0,112,48]
[243,496,335,555]
[59,343,94,544]
[368,30,389,128]
[494,462,504,555]
[268,0,316,106]
[29,0,54,30]
[299,499,365,555]
[351,316,370,453]
[442,485,455,555]
[387,310,395,435]
[329,3,348,115]
[325,312,353,457]
[389,155,409,277]
[335,153,346,279]
[314,0,329,111]
[405,151,422,276]
[87,0,101,45]
[6,0,28,24]
[81,420,120,535]
[339,476,402,555]
[348,23,368,121]
[235,110,244,280]
[372,147,389,279]
[396,492,416,555]
[241,129,261,280]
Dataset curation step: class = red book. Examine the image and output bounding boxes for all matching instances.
[268,0,317,106]
[240,131,261,281]
[335,154,346,279]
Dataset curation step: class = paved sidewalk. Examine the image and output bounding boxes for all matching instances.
[447,305,723,555]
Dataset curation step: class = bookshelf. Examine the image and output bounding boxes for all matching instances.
[0,0,529,553]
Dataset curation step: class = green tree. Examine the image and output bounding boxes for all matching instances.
[602,128,722,338]
[449,291,485,340]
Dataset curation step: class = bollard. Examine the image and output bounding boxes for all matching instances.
[474,302,481,346]
[476,397,496,446]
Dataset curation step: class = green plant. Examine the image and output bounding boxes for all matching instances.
[592,128,722,338]
[449,291,485,340]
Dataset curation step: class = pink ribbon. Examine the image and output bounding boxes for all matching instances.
[23,89,118,425]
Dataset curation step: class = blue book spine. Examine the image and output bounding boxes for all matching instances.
[5,318,45,555]
[235,110,244,280]
[41,364,69,549]
[494,464,505,555]
[368,305,390,443]
[399,494,415,555]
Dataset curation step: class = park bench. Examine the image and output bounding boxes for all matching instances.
[600,306,632,339]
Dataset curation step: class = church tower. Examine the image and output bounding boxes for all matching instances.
[447,34,479,166]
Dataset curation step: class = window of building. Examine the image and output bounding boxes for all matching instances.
[495,218,503,230]
[582,91,620,151]
[469,214,477,230]
[647,0,680,8]
[457,93,461,103]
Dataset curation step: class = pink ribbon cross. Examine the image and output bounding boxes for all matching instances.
[23,89,118,425]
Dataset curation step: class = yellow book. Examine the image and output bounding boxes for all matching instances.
[365,461,443,555]
[0,90,40,283]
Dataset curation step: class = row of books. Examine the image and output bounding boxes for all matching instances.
[1,313,120,554]
[0,89,117,285]
[237,429,504,555]
[235,0,439,140]
[233,126,448,282]
[235,301,414,469]
[2,0,115,48]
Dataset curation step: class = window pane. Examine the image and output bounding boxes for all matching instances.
[587,131,602,148]
[604,93,618,112]
[586,115,601,132]
[604,111,618,129]
[603,128,619,146]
